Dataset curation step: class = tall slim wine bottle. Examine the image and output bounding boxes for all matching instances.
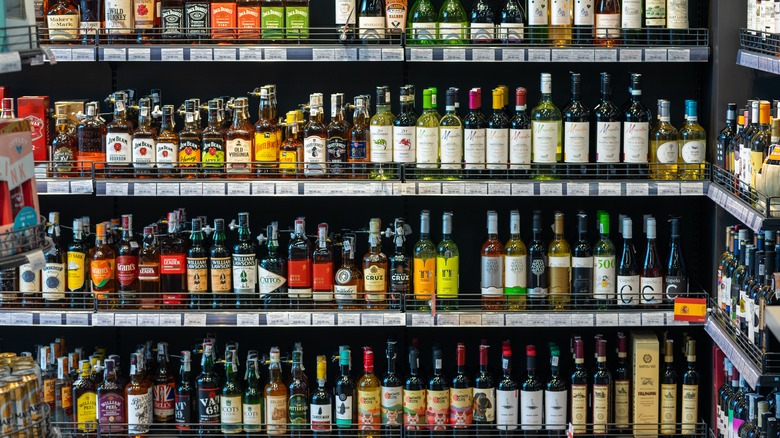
[573,0,594,44]
[528,211,548,309]
[440,88,463,178]
[572,212,593,308]
[450,343,473,429]
[404,347,426,433]
[438,0,467,43]
[394,85,418,166]
[717,103,738,173]
[550,0,571,45]
[496,342,518,432]
[531,73,563,179]
[482,211,505,310]
[665,217,688,302]
[563,72,590,178]
[681,339,699,435]
[614,333,630,432]
[545,344,567,430]
[427,346,449,432]
[623,74,652,178]
[487,88,510,171]
[679,99,707,180]
[470,0,496,42]
[436,212,459,310]
[593,73,621,178]
[645,0,666,42]
[617,216,639,306]
[381,340,403,431]
[570,339,588,434]
[509,88,532,173]
[464,88,487,171]
[370,86,396,180]
[505,210,528,310]
[416,88,441,174]
[520,345,543,431]
[640,217,663,307]
[650,99,680,180]
[407,0,437,43]
[660,339,678,435]
[595,0,620,45]
[499,0,525,42]
[592,339,611,434]
[548,212,572,310]
[413,210,435,311]
[473,344,496,428]
[359,0,386,42]
[527,0,548,42]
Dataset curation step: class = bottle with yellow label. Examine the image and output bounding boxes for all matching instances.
[254,86,280,175]
[660,339,678,436]
[67,217,89,308]
[178,99,202,178]
[412,210,435,311]
[363,218,388,310]
[436,212,459,310]
[681,339,699,435]
[279,111,303,177]
[73,359,97,434]
[357,347,381,437]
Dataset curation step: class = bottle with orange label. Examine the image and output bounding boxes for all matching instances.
[357,347,381,435]
[116,214,139,308]
[210,0,236,39]
[237,0,261,38]
[55,356,74,423]
[312,223,335,309]
[91,222,116,309]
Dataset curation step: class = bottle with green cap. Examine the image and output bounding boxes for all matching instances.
[545,344,567,431]
[416,88,441,178]
[593,212,616,309]
[335,346,356,430]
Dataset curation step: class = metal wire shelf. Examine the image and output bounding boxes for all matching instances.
[708,304,780,379]
[0,216,53,271]
[710,166,780,218]
[739,28,780,57]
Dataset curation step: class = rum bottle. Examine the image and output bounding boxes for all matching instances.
[289,218,313,308]
[153,342,176,424]
[259,222,288,309]
[178,100,202,178]
[201,100,226,177]
[381,340,403,430]
[436,212,459,310]
[311,355,333,432]
[160,212,186,309]
[313,223,335,308]
[412,211,435,311]
[51,104,77,176]
[481,210,504,310]
[132,97,156,178]
[327,93,350,175]
[105,95,133,177]
[364,218,389,309]
[43,212,67,308]
[174,351,193,431]
[91,222,116,309]
[450,343,473,429]
[196,343,220,434]
[335,234,362,310]
[138,226,161,310]
[426,346,449,433]
[116,214,139,308]
[232,212,257,309]
[209,218,232,308]
[254,86,280,174]
[304,93,328,177]
[155,105,179,177]
[520,345,543,431]
[473,343,496,427]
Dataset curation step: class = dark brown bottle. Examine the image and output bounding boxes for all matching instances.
[160,212,187,309]
[116,214,139,308]
[154,342,176,424]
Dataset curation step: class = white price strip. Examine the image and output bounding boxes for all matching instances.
[312,313,336,326]
[595,313,619,326]
[668,49,690,62]
[11,313,33,325]
[266,312,290,326]
[66,313,89,326]
[459,314,482,326]
[0,314,9,325]
[528,49,551,62]
[505,313,523,326]
[571,313,595,326]
[276,182,299,195]
[202,183,226,196]
[551,49,573,62]
[106,182,129,196]
[103,48,126,61]
[657,183,680,196]
[138,314,160,326]
[472,48,495,61]
[134,182,157,196]
[618,313,641,326]
[481,313,504,326]
[236,313,260,326]
[464,183,488,195]
[410,48,433,61]
[436,313,459,326]
[335,48,357,61]
[241,47,265,61]
[39,313,62,325]
[417,182,442,195]
[644,48,668,61]
[411,313,434,326]
[161,48,184,61]
[72,48,95,61]
[442,183,465,195]
[180,182,203,196]
[567,183,590,196]
[92,313,115,326]
[680,182,705,196]
[620,49,642,62]
[443,48,466,61]
[189,48,212,61]
[393,183,416,196]
[598,182,621,196]
[71,180,93,194]
[47,181,70,194]
[382,48,404,61]
[183,313,207,326]
[626,183,649,196]
[159,314,182,326]
[489,183,511,195]
[524,313,548,327]
[214,48,237,61]
[338,313,361,326]
[512,183,534,196]
[550,314,572,326]
[114,314,138,326]
[572,49,595,62]
[383,313,405,326]
[157,183,180,196]
[252,182,275,195]
[128,48,151,61]
[228,182,251,196]
[642,312,666,326]
[502,48,525,61]
[361,313,384,326]
[289,313,311,326]
[595,49,618,62]
[360,48,382,61]
[312,49,335,61]
[539,183,563,196]
[49,48,72,62]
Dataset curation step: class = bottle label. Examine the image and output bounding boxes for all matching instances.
[531,121,559,163]
[288,260,312,298]
[44,377,55,404]
[381,386,403,426]
[520,389,543,430]
[106,133,132,163]
[682,140,706,163]
[473,387,496,423]
[359,16,386,40]
[440,127,463,169]
[311,401,331,430]
[509,128,532,169]
[390,260,410,296]
[161,6,184,35]
[244,402,262,428]
[210,257,231,292]
[258,266,286,297]
[304,136,327,176]
[614,380,630,427]
[335,394,353,426]
[487,128,509,168]
[155,141,178,168]
[211,2,237,36]
[660,383,677,433]
[67,252,86,291]
[178,139,200,168]
[289,393,308,424]
[623,122,649,163]
[335,282,358,302]
[621,0,642,28]
[617,275,639,305]
[175,393,191,426]
[232,253,257,293]
[416,127,439,166]
[481,256,504,296]
[369,126,393,163]
[470,22,495,40]
[160,254,185,275]
[226,138,251,169]
[313,262,334,297]
[154,383,175,419]
[574,0,594,25]
[265,394,287,433]
[393,126,416,163]
[198,387,221,423]
[564,122,589,163]
[495,389,517,430]
[438,22,465,40]
[595,13,621,38]
[550,0,572,25]
[498,23,524,41]
[132,138,156,167]
[335,0,356,24]
[592,384,610,433]
[186,257,208,293]
[596,122,621,163]
[364,264,387,302]
[42,262,66,299]
[327,136,349,170]
[528,0,549,25]
[18,263,38,292]
[279,150,297,169]
[548,256,570,297]
[681,384,698,434]
[411,22,436,40]
[98,393,126,428]
[593,256,616,300]
[544,389,567,430]
[656,140,679,164]
[185,3,209,33]
[138,263,159,281]
[76,392,97,431]
[202,139,226,167]
[237,6,260,32]
[358,388,380,429]
[128,392,152,434]
[570,384,588,433]
[426,389,449,430]
[116,255,138,287]
[90,259,115,291]
[572,256,593,295]
[404,389,426,429]
[666,0,689,29]
[449,387,472,426]
[436,256,459,299]
[47,15,80,40]
[413,257,435,300]
[640,276,663,305]
[62,385,73,409]
[464,128,486,169]
[505,255,527,295]
[104,0,133,32]
[349,140,368,161]
[528,254,548,298]
[645,0,666,26]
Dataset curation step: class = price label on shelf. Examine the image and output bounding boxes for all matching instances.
[680,182,705,196]
[161,48,184,61]
[505,314,523,326]
[668,49,690,62]
[595,49,618,62]
[442,48,466,61]
[442,183,464,195]
[189,48,212,61]
[436,314,459,326]
[572,49,595,62]
[237,314,260,326]
[138,314,160,326]
[359,48,382,61]
[383,313,405,326]
[417,182,442,195]
[657,183,680,196]
[626,183,649,196]
[595,313,619,326]
[566,183,590,196]
[539,183,563,196]
[276,182,299,195]
[251,182,275,195]
[157,183,180,196]
[202,183,226,196]
[464,183,488,195]
[214,48,237,61]
[312,49,335,61]
[642,312,666,326]
[312,313,336,326]
[183,313,207,326]
[459,314,482,326]
[72,48,95,61]
[512,183,534,196]
[488,183,511,195]
[527,49,551,62]
[114,314,138,326]
[266,312,289,326]
[618,313,641,326]
[550,314,572,326]
[92,313,115,326]
[39,313,62,325]
[288,313,311,326]
[49,48,72,62]
[105,182,129,196]
[382,48,404,61]
[551,49,573,62]
[128,48,151,61]
[472,48,495,61]
[47,181,69,194]
[71,180,93,194]
[11,313,33,325]
[134,182,157,196]
[227,182,251,196]
[411,313,434,327]
[180,182,203,196]
[66,313,90,326]
[644,49,668,62]
[159,314,182,326]
[0,314,9,325]
[598,182,621,196]
[241,48,265,61]
[338,313,361,326]
[103,48,126,61]
[362,314,384,326]
[620,49,642,62]
[571,313,595,326]
[410,48,433,61]
[502,48,525,61]
[481,313,504,326]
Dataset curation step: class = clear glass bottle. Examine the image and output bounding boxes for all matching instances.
[439,88,464,178]
[679,99,707,180]
[416,88,441,174]
[593,211,616,309]
[640,217,663,307]
[304,93,328,177]
[363,218,389,309]
[370,86,396,180]
[481,211,505,310]
[650,99,680,180]
[531,73,562,179]
[505,210,527,310]
[548,212,571,310]
[617,216,639,307]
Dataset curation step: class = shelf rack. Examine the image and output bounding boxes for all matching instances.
[736,28,780,75]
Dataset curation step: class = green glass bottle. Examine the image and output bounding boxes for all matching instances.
[592,212,616,310]
[415,88,441,178]
[242,354,262,433]
[531,73,563,179]
[437,0,467,44]
[407,0,437,43]
[221,348,243,434]
[436,212,459,310]
[678,99,707,180]
[289,348,310,430]
[369,86,396,180]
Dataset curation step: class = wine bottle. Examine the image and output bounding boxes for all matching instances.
[487,87,510,171]
[621,0,641,41]
[550,0,572,45]
[496,342,519,431]
[438,0,467,43]
[592,339,611,434]
[717,103,738,172]
[545,344,567,431]
[531,73,563,179]
[394,85,418,165]
[666,0,689,44]
[436,212,459,310]
[751,101,772,190]
[499,0,525,42]
[509,87,532,173]
[660,338,678,436]
[681,339,699,435]
[594,73,621,178]
[407,0,437,43]
[473,343,496,429]
[563,72,590,178]
[640,217,663,307]
[650,99,680,180]
[416,88,441,173]
[370,86,396,180]
[427,346,449,432]
[356,348,381,435]
[679,99,707,180]
[505,210,528,310]
[665,217,688,302]
[614,333,630,432]
[413,210,435,311]
[595,0,620,45]
[520,345,543,431]
[450,343,473,429]
[572,212,593,308]
[617,216,639,306]
[645,0,666,42]
[381,340,403,430]
[482,211,505,310]
[527,0,548,42]
[464,88,487,171]
[359,0,386,42]
[528,211,548,309]
[470,0,496,42]
[404,347,426,432]
[336,0,357,41]
[570,338,588,434]
[623,73,652,178]
[573,0,594,44]
[439,88,464,176]
[548,212,572,310]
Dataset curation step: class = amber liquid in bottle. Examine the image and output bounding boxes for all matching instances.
[91,222,117,310]
[160,212,187,309]
[254,86,280,175]
[138,226,161,310]
[78,102,106,177]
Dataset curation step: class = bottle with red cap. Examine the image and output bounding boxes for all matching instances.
[496,341,518,432]
[509,87,531,173]
[427,345,449,434]
[473,342,495,427]
[464,88,486,172]
[450,342,473,429]
[357,347,381,434]
[570,338,588,434]
[520,345,543,431]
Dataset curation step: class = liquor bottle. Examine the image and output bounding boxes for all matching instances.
[335,346,356,431]
[106,96,133,177]
[370,86,395,179]
[510,88,532,172]
[178,100,201,178]
[76,102,105,176]
[592,339,611,434]
[232,212,257,309]
[226,98,252,177]
[200,100,225,176]
[621,0,641,41]
[562,72,590,177]
[97,359,126,433]
[304,93,328,177]
[520,345,543,431]
[358,347,381,434]
[364,218,389,309]
[265,347,288,436]
[104,0,132,40]
[751,101,772,188]
[46,0,79,40]
[209,219,231,308]
[754,250,773,347]
[184,0,209,36]
[436,212,459,310]
[427,346,449,432]
[382,340,403,430]
[527,0,549,42]
[666,0,688,43]
[280,110,304,176]
[132,98,155,177]
[126,354,152,435]
[660,338,677,435]
[623,74,652,178]
[737,103,758,190]
[595,0,620,45]
[681,339,699,435]
[160,0,185,38]
[482,211,505,310]
[258,222,287,309]
[650,99,679,180]
[311,355,333,432]
[617,216,639,306]
[570,339,588,434]
[328,93,350,175]
[239,354,261,433]
[495,342,518,431]
[548,212,572,310]
[528,211,548,308]
[154,105,178,177]
[359,0,386,42]
[531,73,563,178]
[115,214,139,308]
[388,218,410,310]
[153,342,176,424]
[174,351,193,431]
[439,87,464,176]
[573,0,594,43]
[392,85,418,165]
[438,0,467,43]
[312,223,334,308]
[499,0,524,42]
[450,343,472,429]
[73,360,97,435]
[186,218,207,309]
[261,0,284,40]
[464,88,486,171]
[40,346,56,411]
[726,370,743,438]
[42,212,66,308]
[289,348,310,430]
[717,103,738,172]
[474,343,496,427]
[336,0,356,40]
[407,0,436,43]
[55,356,73,423]
[550,0,572,44]
[679,99,707,180]
[412,211,436,311]
[405,346,426,431]
[730,230,750,326]
[645,0,666,42]
[504,210,528,310]
[716,359,732,438]
[641,217,663,307]
[350,96,371,178]
[470,0,495,42]
[545,344,567,431]
[91,222,116,309]
[487,88,510,170]
[51,104,77,176]
[416,88,441,171]
[335,234,362,310]
[160,212,186,309]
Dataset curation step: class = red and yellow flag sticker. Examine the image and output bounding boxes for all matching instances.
[673,297,707,322]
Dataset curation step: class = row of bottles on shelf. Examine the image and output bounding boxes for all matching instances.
[4,331,699,435]
[714,356,780,438]
[745,0,780,42]
[0,207,691,312]
[18,72,707,181]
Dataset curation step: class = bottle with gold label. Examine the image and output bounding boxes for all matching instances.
[358,347,381,436]
[592,339,611,434]
[265,347,288,436]
[614,333,630,433]
[209,219,232,309]
[254,86,280,175]
[97,359,125,434]
[51,103,77,177]
[681,339,699,435]
[91,222,116,309]
[660,338,678,436]
[67,217,89,308]
[548,212,571,310]
[280,110,304,177]
[126,353,153,435]
[40,346,57,411]
[436,212,459,311]
[179,99,202,178]
[570,338,588,434]
[412,210,435,311]
[47,0,80,41]
[187,218,208,310]
[289,347,309,430]
[363,218,388,310]
[73,360,97,434]
[226,98,253,178]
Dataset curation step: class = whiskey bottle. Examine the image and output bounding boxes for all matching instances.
[289,218,313,308]
[482,210,504,310]
[389,218,410,310]
[592,339,611,434]
[520,345,543,431]
[161,0,186,38]
[570,338,588,434]
[370,86,396,180]
[681,339,699,435]
[187,218,208,309]
[426,346,449,432]
[91,222,116,309]
[40,346,56,411]
[47,0,79,41]
[196,343,220,433]
[311,355,333,432]
[174,351,193,431]
[154,342,176,424]
[221,349,243,433]
[67,217,89,308]
[237,0,260,38]
[55,356,73,423]
[138,226,160,310]
[51,103,77,176]
[528,210,548,308]
[474,343,496,427]
[43,212,66,308]
[155,105,179,177]
[545,344,567,431]
[209,219,232,308]
[404,346,426,432]
[233,212,257,309]
[73,360,97,435]
[201,100,226,177]
[106,93,134,177]
[116,214,139,308]
[381,340,403,430]
[327,93,350,175]
[412,211,435,311]
[364,218,389,309]
[226,98,252,177]
[450,342,473,429]
[179,100,202,178]
[394,85,417,165]
[335,346,356,431]
[350,95,371,178]
[358,347,382,435]
[304,93,328,177]
[127,353,153,435]
[160,212,186,309]
[496,341,518,432]
[254,86,279,174]
[185,0,210,37]
[660,338,678,435]
[436,212,459,310]
[97,359,126,434]
[313,223,335,308]
[259,222,288,309]
[614,333,630,432]
[243,354,262,433]
[132,97,156,178]
[289,348,310,431]
[265,347,288,436]
[77,102,105,176]
[280,110,304,176]
[335,234,362,310]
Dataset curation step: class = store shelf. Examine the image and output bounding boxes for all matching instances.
[406,46,709,62]
[707,167,780,232]
[405,310,692,327]
[0,25,43,73]
[737,28,780,75]
[737,49,780,75]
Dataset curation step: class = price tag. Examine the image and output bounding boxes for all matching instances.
[626,182,649,196]
[227,182,251,196]
[668,49,690,62]
[383,313,405,326]
[159,314,182,326]
[417,182,442,195]
[598,182,621,196]
[464,183,488,195]
[134,182,157,196]
[183,313,207,326]
[202,183,225,196]
[47,181,70,194]
[644,48,668,62]
[338,313,361,326]
[442,48,466,61]
[241,47,265,61]
[459,314,482,326]
[524,314,547,326]
[488,183,511,195]
[214,48,237,61]
[481,313,504,326]
[512,183,534,196]
[620,49,642,62]
[266,312,290,326]
[304,183,328,195]
[39,313,62,325]
[105,182,129,196]
[619,313,641,326]
[114,314,138,326]
[410,48,433,61]
[411,313,434,327]
[539,183,563,196]
[251,182,274,195]
[572,49,595,62]
[128,48,151,61]
[551,49,573,62]
[436,313,459,326]
[502,48,525,61]
[680,182,705,196]
[289,313,311,326]
[237,313,260,326]
[71,180,93,194]
[595,313,619,326]
[472,48,495,61]
[11,313,33,325]
[312,313,336,326]
[527,49,551,62]
[382,48,404,61]
[180,182,202,196]
[442,183,465,195]
[161,48,184,61]
[157,183,180,196]
[66,313,90,326]
[595,49,618,62]
[189,48,212,61]
[103,48,126,61]
[138,314,160,326]
[550,314,572,326]
[333,48,357,61]
[360,48,382,61]
[25,251,46,270]
[71,48,95,61]
[49,48,72,62]
[92,313,114,326]
[362,313,384,326]
[642,312,666,326]
[571,313,595,326]
[657,183,680,196]
[392,183,415,196]
[566,183,590,196]
[0,314,9,325]
[276,182,299,195]
[312,49,335,61]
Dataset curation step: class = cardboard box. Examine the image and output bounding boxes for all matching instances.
[17,96,50,162]
[0,118,40,255]
[632,331,659,437]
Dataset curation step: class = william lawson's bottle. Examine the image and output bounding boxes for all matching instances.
[520,345,543,431]
[209,219,232,308]
[187,218,208,310]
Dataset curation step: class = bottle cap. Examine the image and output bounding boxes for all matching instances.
[469,88,481,110]
[492,88,503,109]
[515,87,527,108]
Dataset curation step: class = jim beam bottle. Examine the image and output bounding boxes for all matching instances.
[106,92,133,177]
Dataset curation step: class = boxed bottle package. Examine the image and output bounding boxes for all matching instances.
[17,96,50,162]
[58,100,85,128]
[632,331,659,437]
[0,117,40,255]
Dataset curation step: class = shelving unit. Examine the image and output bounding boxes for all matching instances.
[736,28,780,75]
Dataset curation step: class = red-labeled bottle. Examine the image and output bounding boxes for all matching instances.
[160,212,187,309]
[312,223,334,309]
[116,214,139,308]
[288,218,312,309]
